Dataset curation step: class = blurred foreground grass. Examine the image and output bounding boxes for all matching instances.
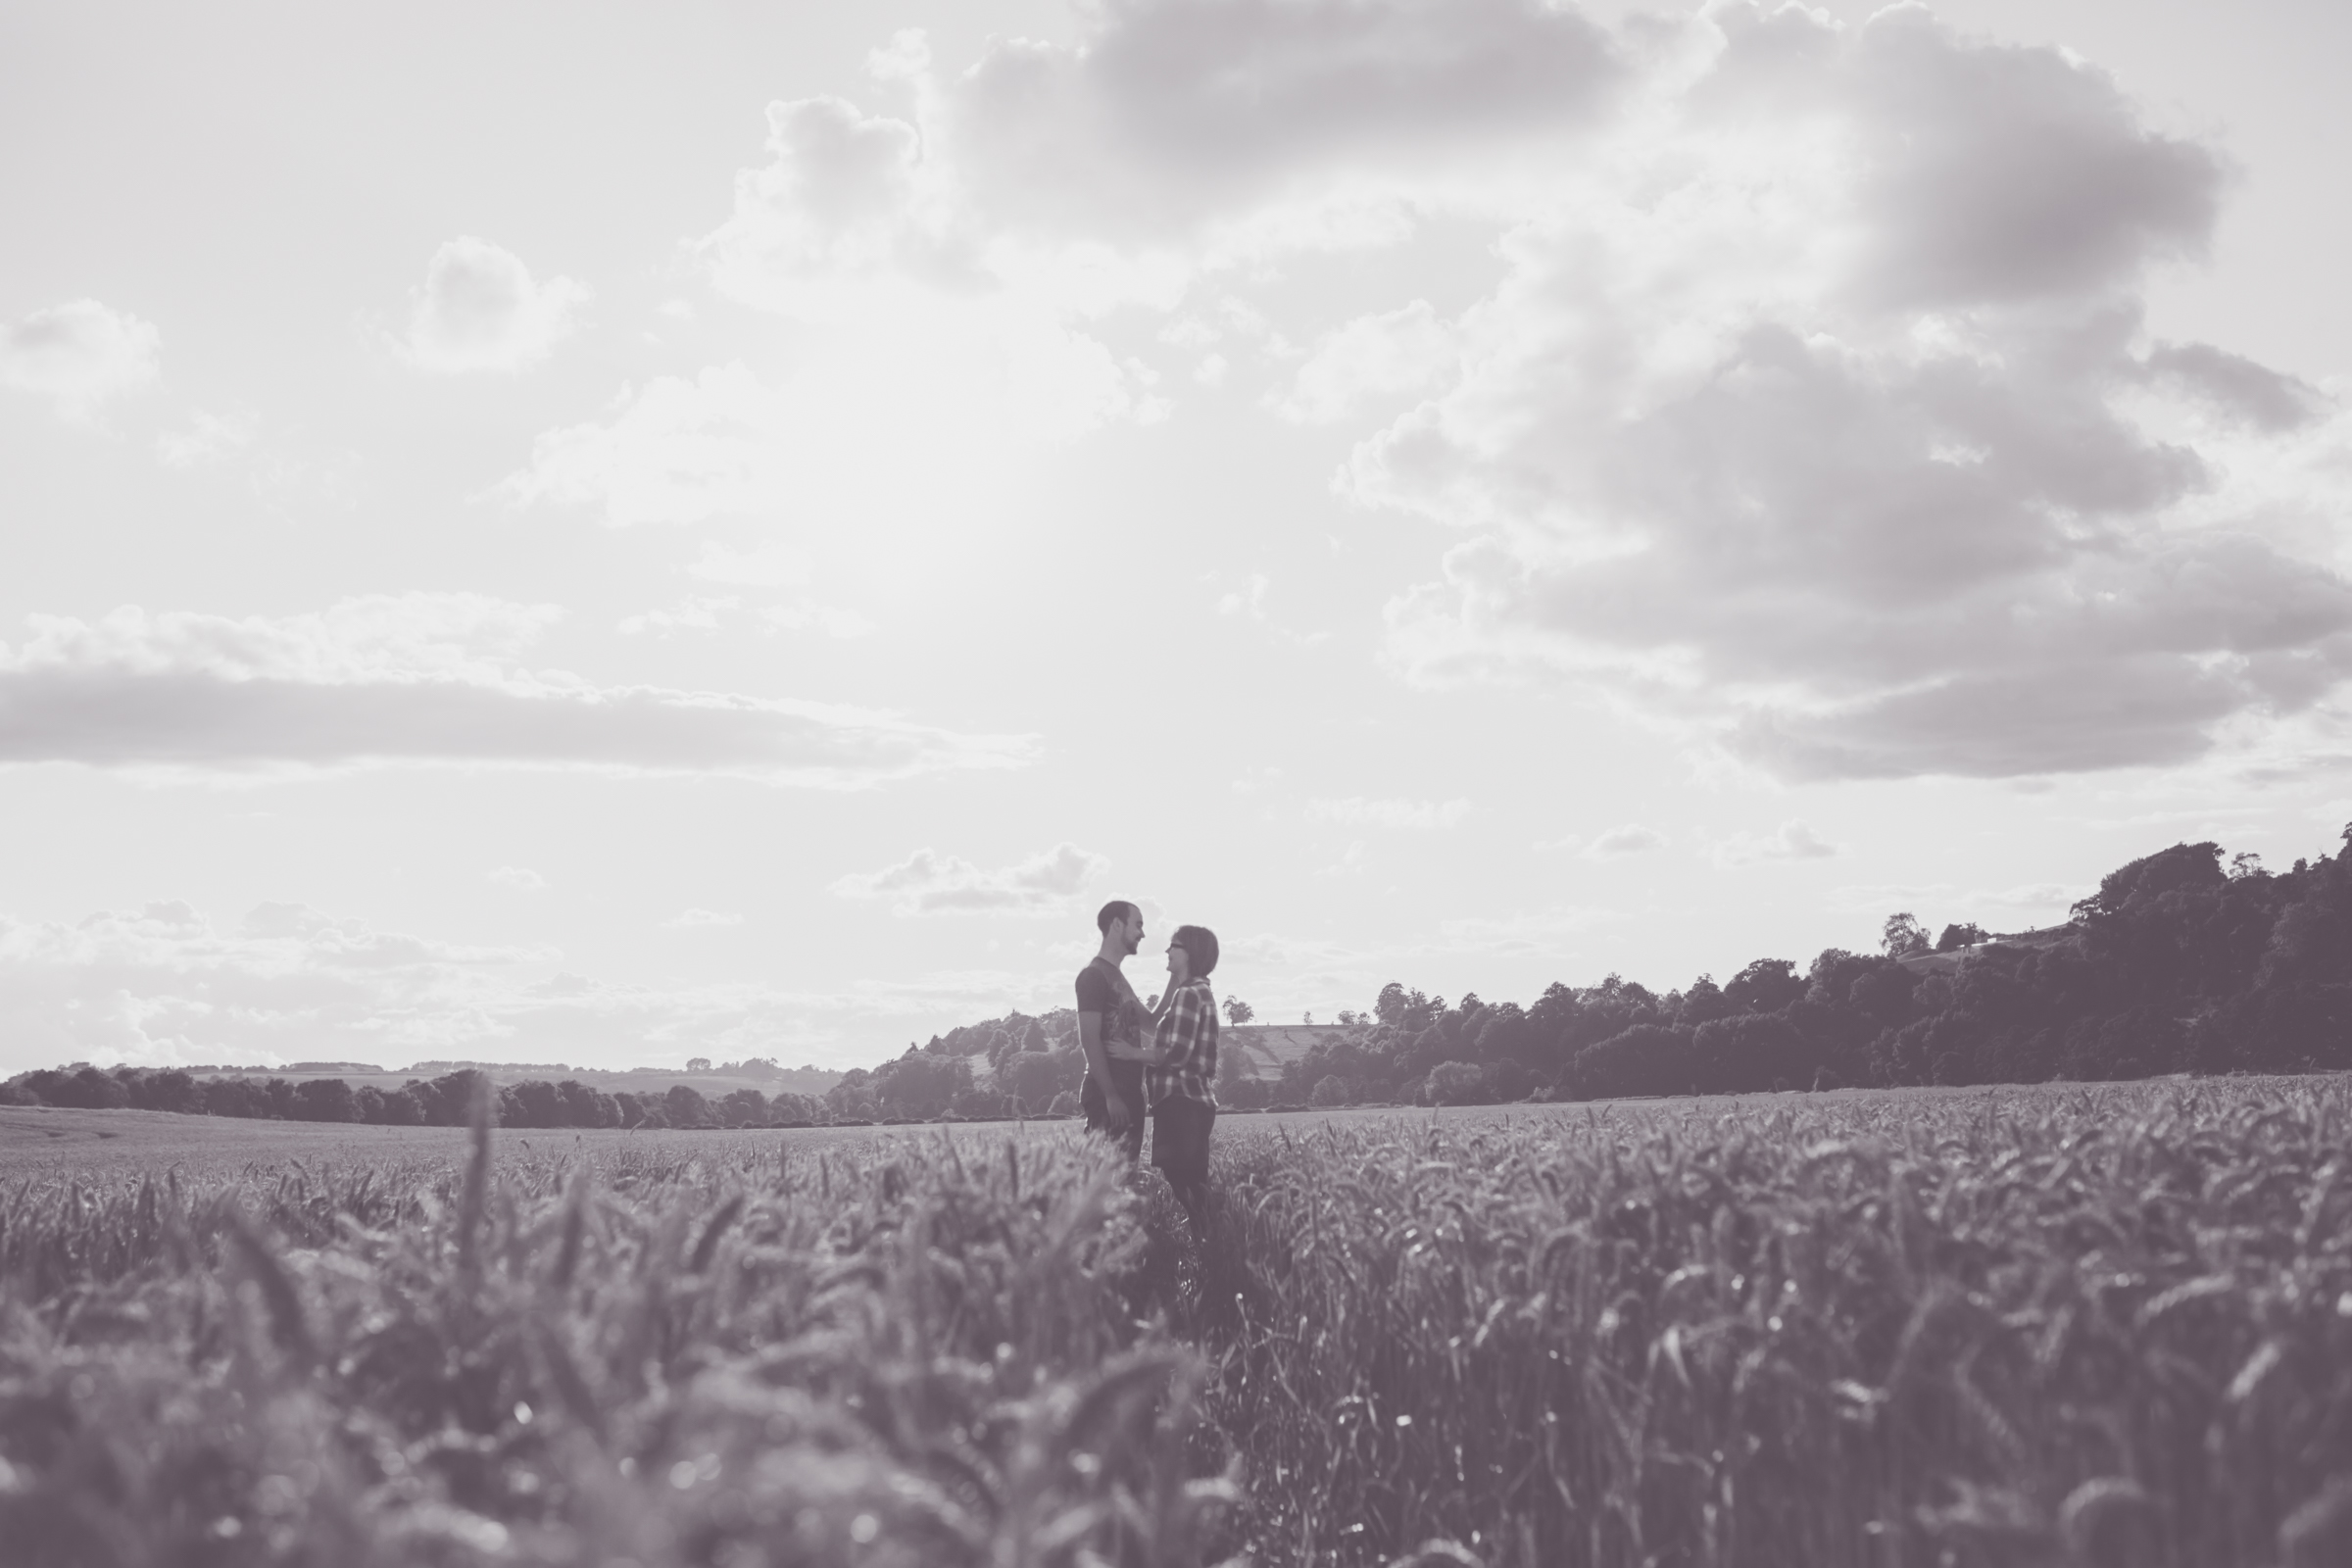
[6,1080,2352,1566]
[1175,1079,2352,1567]
[1,1108,1236,1567]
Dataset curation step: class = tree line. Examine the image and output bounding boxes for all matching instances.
[1253,831,2350,1108]
[9,833,2345,1123]
[0,1066,834,1130]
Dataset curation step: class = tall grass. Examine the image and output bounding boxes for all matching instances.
[10,1080,2352,1566]
[1167,1081,2352,1567]
[0,1126,1241,1567]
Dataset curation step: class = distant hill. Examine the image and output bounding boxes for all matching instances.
[1223,1025,1358,1078]
[170,1060,843,1099]
[1893,925,2078,979]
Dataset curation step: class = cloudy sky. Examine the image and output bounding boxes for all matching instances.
[4,0,2348,1074]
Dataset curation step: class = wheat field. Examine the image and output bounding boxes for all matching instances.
[4,1079,2350,1566]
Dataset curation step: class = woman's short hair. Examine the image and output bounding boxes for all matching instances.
[1171,924,1219,978]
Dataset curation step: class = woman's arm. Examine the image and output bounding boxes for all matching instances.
[1149,982,1208,1066]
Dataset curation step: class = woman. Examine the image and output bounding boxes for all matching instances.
[1145,924,1220,1232]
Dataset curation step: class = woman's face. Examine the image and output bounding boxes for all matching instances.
[1164,940,1191,983]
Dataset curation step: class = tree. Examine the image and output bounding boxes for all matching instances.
[1223,997,1256,1025]
[685,1056,712,1073]
[1005,1050,1075,1113]
[1881,912,1932,958]
[368,1085,423,1125]
[1570,1025,1695,1101]
[1425,1061,1488,1106]
[291,1078,359,1122]
[872,1052,970,1120]
[557,1080,610,1128]
[1724,958,1804,1013]
[1936,922,1988,952]
[502,1079,564,1128]
[664,1084,712,1127]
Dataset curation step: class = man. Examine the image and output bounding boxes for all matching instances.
[1075,900,1155,1161]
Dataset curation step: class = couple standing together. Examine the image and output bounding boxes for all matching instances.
[1073,900,1218,1230]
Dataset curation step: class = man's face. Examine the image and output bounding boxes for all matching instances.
[1121,911,1146,956]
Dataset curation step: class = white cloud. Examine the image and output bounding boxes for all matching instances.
[1579,823,1666,859]
[397,236,589,373]
[0,595,1028,785]
[0,299,161,416]
[0,898,1074,1074]
[1348,4,2352,782]
[1316,839,1370,878]
[662,907,744,928]
[617,597,738,637]
[510,2,1621,539]
[946,0,1619,237]
[1216,572,1271,619]
[1275,299,1453,423]
[488,866,545,891]
[1307,794,1470,830]
[1713,819,1840,867]
[156,408,259,466]
[831,842,1107,915]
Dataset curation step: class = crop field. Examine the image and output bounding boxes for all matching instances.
[4,1079,2351,1567]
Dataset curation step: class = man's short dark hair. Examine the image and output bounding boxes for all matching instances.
[1097,900,1139,935]
[1171,924,1219,978]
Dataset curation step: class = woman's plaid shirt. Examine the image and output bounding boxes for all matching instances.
[1147,978,1219,1107]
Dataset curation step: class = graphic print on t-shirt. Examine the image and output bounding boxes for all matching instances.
[1074,957,1151,1061]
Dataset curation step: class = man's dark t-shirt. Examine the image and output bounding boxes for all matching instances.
[1075,957,1149,1062]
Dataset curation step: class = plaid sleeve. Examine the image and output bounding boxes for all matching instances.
[1147,982,1219,1107]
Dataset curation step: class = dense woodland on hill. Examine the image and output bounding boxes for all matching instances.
[8,832,2347,1125]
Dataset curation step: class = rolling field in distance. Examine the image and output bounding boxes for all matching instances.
[4,1079,2350,1565]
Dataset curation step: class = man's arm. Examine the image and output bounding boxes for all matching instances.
[1076,1009,1132,1131]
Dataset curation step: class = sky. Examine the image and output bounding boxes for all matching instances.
[3,0,2348,1075]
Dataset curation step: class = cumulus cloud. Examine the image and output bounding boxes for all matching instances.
[831,842,1107,915]
[948,0,1619,234]
[1216,573,1271,619]
[488,866,545,890]
[0,594,1027,784]
[398,237,589,374]
[1307,794,1470,829]
[0,299,161,416]
[0,898,1067,1074]
[1344,3,2352,781]
[514,2,1623,535]
[662,908,744,928]
[1275,299,1454,422]
[1713,819,1840,867]
[495,0,2349,786]
[1574,823,1666,859]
